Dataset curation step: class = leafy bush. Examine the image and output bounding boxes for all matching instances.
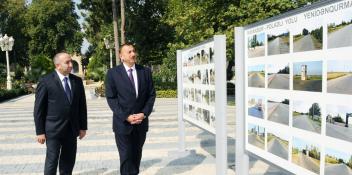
[86,56,106,81]
[152,73,176,91]
[156,90,177,98]
[95,83,105,97]
[25,54,55,83]
[0,88,28,102]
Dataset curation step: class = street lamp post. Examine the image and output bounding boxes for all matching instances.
[0,34,15,90]
[104,37,114,69]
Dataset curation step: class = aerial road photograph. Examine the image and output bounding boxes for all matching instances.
[248,64,265,88]
[266,129,289,160]
[293,61,322,92]
[325,148,352,175]
[327,60,352,95]
[292,101,321,134]
[292,137,321,174]
[326,104,352,143]
[293,19,323,52]
[267,97,289,125]
[328,9,352,49]
[267,29,290,55]
[267,63,290,89]
[248,95,265,119]
[248,32,265,58]
[248,124,265,150]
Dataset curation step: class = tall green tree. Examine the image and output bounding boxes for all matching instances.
[25,0,83,58]
[0,0,29,66]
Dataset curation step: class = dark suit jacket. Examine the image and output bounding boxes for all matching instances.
[34,71,87,139]
[105,64,156,134]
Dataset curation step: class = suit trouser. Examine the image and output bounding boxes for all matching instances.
[44,126,77,175]
[115,129,146,175]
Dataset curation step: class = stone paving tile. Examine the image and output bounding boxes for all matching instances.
[0,94,291,175]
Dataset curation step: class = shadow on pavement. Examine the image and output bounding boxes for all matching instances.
[154,150,206,175]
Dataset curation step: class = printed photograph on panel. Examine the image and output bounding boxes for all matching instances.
[327,60,352,95]
[210,112,216,128]
[326,104,352,143]
[248,33,265,58]
[248,95,265,119]
[202,109,210,125]
[267,129,289,160]
[268,63,290,89]
[201,69,209,85]
[195,89,202,103]
[183,104,189,115]
[292,101,321,134]
[196,107,203,121]
[209,47,214,63]
[209,90,215,106]
[200,49,210,64]
[190,88,195,101]
[328,9,352,49]
[267,29,290,55]
[194,70,202,84]
[267,97,289,125]
[189,105,195,118]
[248,64,265,88]
[202,90,210,105]
[248,124,265,149]
[292,137,320,174]
[209,68,215,85]
[293,61,322,92]
[325,148,352,175]
[293,21,323,52]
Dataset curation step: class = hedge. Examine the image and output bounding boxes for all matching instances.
[0,88,28,102]
[156,90,177,98]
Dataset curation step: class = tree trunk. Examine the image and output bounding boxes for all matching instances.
[112,0,120,65]
[120,0,125,44]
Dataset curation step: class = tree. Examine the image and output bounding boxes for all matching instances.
[309,103,321,117]
[0,0,29,67]
[120,0,125,44]
[25,0,83,58]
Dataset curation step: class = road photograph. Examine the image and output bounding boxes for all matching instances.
[248,64,265,88]
[328,10,352,49]
[267,63,290,89]
[326,104,352,143]
[248,32,265,58]
[267,130,289,160]
[292,101,321,134]
[327,60,352,95]
[267,29,290,55]
[267,97,289,125]
[325,148,352,175]
[248,95,265,119]
[248,124,265,149]
[293,19,323,52]
[292,137,321,174]
[293,61,322,92]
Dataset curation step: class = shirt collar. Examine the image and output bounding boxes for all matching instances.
[123,63,136,72]
[55,69,69,81]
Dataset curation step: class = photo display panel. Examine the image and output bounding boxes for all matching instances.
[244,0,352,174]
[181,39,216,133]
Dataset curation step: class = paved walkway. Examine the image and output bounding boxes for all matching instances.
[0,94,290,175]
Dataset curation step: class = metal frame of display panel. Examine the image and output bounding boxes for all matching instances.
[236,0,352,175]
[177,35,227,175]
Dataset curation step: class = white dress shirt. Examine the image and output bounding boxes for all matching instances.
[123,63,138,97]
[55,70,71,91]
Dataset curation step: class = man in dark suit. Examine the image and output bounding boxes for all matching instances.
[34,52,87,175]
[105,43,156,175]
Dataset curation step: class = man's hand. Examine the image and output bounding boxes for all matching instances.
[37,134,46,144]
[79,130,86,140]
[126,113,145,124]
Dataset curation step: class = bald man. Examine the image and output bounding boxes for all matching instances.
[34,52,87,175]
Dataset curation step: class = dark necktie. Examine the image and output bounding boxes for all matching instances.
[64,77,72,103]
[128,68,136,91]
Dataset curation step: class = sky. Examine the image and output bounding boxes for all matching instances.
[327,60,352,72]
[248,64,265,72]
[293,61,322,75]
[325,147,351,162]
[326,104,352,121]
[292,100,318,113]
[293,137,319,151]
[268,63,289,73]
